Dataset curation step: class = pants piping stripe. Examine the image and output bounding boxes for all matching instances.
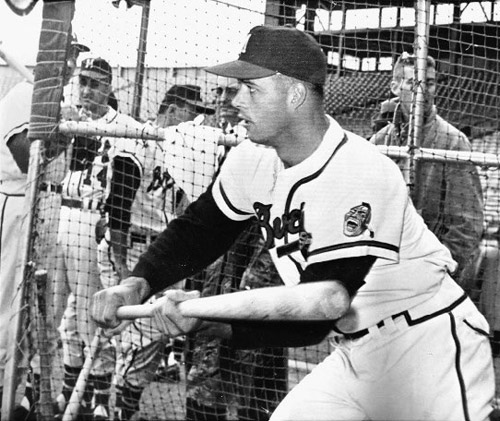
[450,312,470,421]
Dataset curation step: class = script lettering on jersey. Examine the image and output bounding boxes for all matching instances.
[253,202,304,250]
[147,166,172,193]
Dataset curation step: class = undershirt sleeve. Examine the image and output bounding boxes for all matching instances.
[132,186,250,296]
[106,156,141,232]
[228,255,376,349]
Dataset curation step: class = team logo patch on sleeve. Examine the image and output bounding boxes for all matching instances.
[344,202,374,238]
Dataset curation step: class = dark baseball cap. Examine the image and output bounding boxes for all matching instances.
[159,84,214,114]
[205,25,327,85]
[70,33,90,53]
[80,57,112,82]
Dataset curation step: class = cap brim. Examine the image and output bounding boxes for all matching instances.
[79,70,109,81]
[71,42,90,53]
[205,59,275,80]
[186,100,215,115]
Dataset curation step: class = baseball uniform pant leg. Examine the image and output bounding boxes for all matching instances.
[0,193,28,382]
[59,208,115,375]
[116,300,169,389]
[271,297,494,421]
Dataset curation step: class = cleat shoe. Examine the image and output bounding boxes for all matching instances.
[12,399,36,421]
[53,393,67,420]
[92,404,109,420]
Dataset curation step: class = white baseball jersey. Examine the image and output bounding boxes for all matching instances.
[111,138,185,235]
[61,107,143,203]
[212,115,458,332]
[110,121,222,235]
[161,122,224,203]
[0,81,32,193]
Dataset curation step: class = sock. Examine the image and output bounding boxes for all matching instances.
[24,370,40,408]
[61,365,82,403]
[115,381,143,421]
[89,373,112,410]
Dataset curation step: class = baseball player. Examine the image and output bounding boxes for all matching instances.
[95,84,217,420]
[0,35,88,420]
[53,57,144,420]
[92,26,494,421]
[0,80,35,420]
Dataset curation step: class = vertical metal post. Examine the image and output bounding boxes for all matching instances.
[131,0,150,121]
[1,140,43,421]
[337,1,346,77]
[408,0,430,193]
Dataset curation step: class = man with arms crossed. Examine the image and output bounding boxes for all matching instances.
[92,26,494,421]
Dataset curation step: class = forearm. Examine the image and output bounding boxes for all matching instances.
[132,188,249,296]
[193,319,333,349]
[109,228,131,279]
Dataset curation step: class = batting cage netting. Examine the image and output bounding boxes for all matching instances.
[1,0,500,420]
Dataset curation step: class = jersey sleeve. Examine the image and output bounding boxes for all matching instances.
[211,140,258,222]
[106,155,142,232]
[2,82,32,142]
[306,146,407,265]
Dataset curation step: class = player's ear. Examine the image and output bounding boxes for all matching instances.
[289,82,307,110]
[390,79,401,97]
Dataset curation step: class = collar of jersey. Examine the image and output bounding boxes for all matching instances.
[98,106,117,124]
[280,114,345,179]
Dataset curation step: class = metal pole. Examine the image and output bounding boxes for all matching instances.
[1,139,43,421]
[337,1,346,77]
[408,0,431,193]
[132,0,150,120]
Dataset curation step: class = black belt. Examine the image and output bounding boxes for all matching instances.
[39,182,62,194]
[130,232,158,245]
[333,293,468,340]
[61,198,102,211]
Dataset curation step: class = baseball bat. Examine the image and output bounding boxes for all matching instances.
[116,282,346,322]
[58,120,242,147]
[0,41,34,84]
[34,270,54,420]
[62,328,103,421]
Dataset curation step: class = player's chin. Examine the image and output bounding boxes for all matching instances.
[247,134,268,146]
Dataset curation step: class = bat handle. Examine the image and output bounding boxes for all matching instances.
[116,300,198,320]
[116,304,154,320]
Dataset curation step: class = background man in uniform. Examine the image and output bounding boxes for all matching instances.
[92,26,494,421]
[96,83,215,421]
[0,35,88,420]
[54,56,143,420]
[370,52,484,292]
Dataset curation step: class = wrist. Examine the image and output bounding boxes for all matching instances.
[120,277,151,302]
[195,320,232,339]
